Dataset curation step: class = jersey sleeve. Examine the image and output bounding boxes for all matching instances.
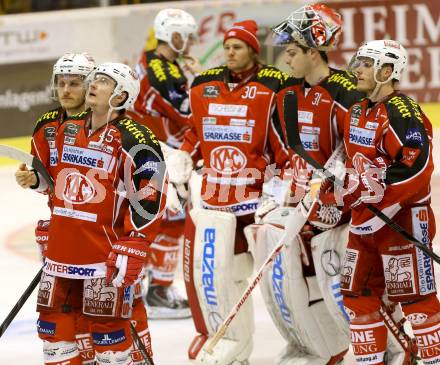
[382,96,433,198]
[180,115,202,162]
[117,119,166,241]
[134,53,191,130]
[31,108,61,168]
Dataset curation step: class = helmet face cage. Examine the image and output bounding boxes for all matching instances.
[92,62,140,111]
[273,4,342,50]
[350,40,408,83]
[51,52,95,100]
[154,8,197,54]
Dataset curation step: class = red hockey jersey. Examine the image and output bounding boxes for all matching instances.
[128,50,190,148]
[31,107,66,182]
[43,111,166,279]
[278,69,364,198]
[181,65,291,215]
[343,92,434,234]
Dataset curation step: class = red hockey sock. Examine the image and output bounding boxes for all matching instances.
[45,355,82,365]
[344,296,387,364]
[402,295,440,364]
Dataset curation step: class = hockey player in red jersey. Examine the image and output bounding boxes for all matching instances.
[248,5,364,365]
[15,52,99,365]
[18,62,166,365]
[335,40,440,364]
[127,8,201,319]
[167,20,292,365]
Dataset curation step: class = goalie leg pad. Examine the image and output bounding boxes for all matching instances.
[311,224,351,335]
[247,207,349,364]
[189,208,254,365]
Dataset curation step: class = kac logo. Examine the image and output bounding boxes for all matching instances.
[63,172,95,204]
[210,146,247,175]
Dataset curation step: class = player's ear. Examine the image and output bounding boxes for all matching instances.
[112,92,128,107]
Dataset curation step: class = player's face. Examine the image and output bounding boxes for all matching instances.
[86,73,117,111]
[223,38,255,73]
[351,57,376,93]
[56,75,86,112]
[284,44,311,78]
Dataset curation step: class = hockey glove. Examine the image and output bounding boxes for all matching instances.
[343,156,388,209]
[254,196,278,224]
[35,219,50,257]
[305,178,343,231]
[106,237,148,288]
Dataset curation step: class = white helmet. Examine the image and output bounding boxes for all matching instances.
[154,8,197,53]
[350,40,408,82]
[93,62,140,110]
[51,52,95,99]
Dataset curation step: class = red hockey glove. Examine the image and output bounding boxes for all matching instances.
[306,179,344,231]
[35,220,50,257]
[343,156,388,209]
[105,237,148,288]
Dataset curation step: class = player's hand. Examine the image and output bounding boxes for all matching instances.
[15,163,37,188]
[166,182,184,213]
[167,150,193,185]
[106,237,148,288]
[255,196,278,224]
[182,55,202,75]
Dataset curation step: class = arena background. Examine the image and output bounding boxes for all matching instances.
[0,1,439,364]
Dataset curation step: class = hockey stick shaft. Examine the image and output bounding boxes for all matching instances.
[129,322,155,365]
[0,267,43,338]
[283,91,440,265]
[0,146,54,338]
[205,142,346,354]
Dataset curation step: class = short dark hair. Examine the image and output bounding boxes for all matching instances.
[292,41,328,63]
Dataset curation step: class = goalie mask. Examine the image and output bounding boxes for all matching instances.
[154,8,198,54]
[271,3,342,50]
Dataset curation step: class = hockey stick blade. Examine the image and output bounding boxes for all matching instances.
[130,322,155,365]
[0,144,54,192]
[0,267,43,338]
[283,91,440,265]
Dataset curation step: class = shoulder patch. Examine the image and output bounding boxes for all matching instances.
[68,110,89,120]
[192,66,226,87]
[33,107,63,135]
[325,70,357,92]
[35,108,61,125]
[386,94,423,123]
[255,65,290,92]
[117,118,159,146]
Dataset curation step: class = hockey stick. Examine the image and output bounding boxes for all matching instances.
[204,142,346,354]
[129,322,155,365]
[0,145,54,338]
[0,267,43,338]
[0,144,54,191]
[283,91,440,265]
